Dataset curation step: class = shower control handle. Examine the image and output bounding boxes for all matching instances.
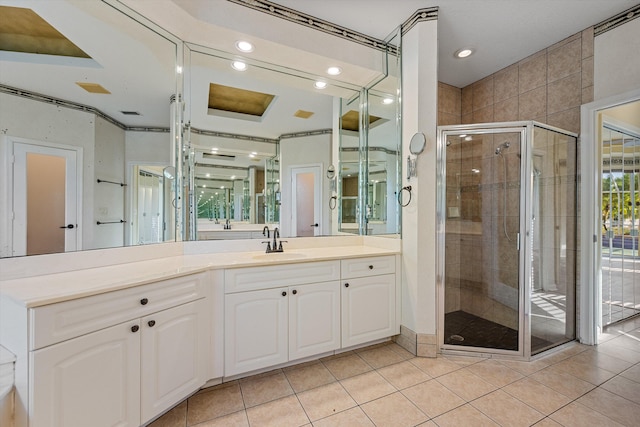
[59,224,75,229]
[344,283,349,288]
[516,233,521,251]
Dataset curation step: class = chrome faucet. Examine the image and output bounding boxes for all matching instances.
[224,219,231,230]
[272,227,279,250]
[262,225,270,238]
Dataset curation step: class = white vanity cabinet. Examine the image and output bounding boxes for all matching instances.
[27,273,208,427]
[341,256,397,348]
[224,261,341,377]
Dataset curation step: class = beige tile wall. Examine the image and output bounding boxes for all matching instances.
[437,27,594,134]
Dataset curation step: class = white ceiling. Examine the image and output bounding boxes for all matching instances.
[268,0,637,88]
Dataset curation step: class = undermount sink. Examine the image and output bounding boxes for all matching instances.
[252,252,307,261]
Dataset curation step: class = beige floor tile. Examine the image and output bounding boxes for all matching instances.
[601,375,640,404]
[356,345,408,369]
[596,341,640,364]
[545,358,617,385]
[416,422,437,426]
[609,335,640,353]
[576,387,640,426]
[340,371,396,404]
[386,342,416,359]
[432,403,499,427]
[529,367,596,399]
[149,400,186,427]
[503,377,572,415]
[296,382,356,421]
[442,354,488,366]
[471,390,544,427]
[377,360,431,389]
[186,383,245,426]
[570,349,634,374]
[620,364,640,383]
[497,358,549,376]
[437,368,498,401]
[239,371,294,408]
[550,401,625,427]
[322,354,372,380]
[536,343,589,365]
[191,410,249,427]
[402,379,466,418]
[409,356,462,378]
[284,362,336,393]
[360,392,428,427]
[466,359,524,387]
[311,407,374,427]
[245,395,309,427]
[532,418,563,426]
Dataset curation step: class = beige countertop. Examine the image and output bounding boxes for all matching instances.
[0,246,398,308]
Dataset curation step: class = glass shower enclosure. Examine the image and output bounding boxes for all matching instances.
[437,121,577,359]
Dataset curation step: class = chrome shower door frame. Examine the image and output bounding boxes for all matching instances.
[437,122,531,360]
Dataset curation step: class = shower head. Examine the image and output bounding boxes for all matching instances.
[494,142,511,155]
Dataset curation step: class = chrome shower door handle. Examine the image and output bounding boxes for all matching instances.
[516,233,520,251]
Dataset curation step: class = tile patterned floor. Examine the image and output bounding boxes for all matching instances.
[149,316,640,427]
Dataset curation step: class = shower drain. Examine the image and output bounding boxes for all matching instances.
[449,334,465,342]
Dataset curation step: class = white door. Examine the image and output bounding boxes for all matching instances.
[341,274,396,348]
[291,165,321,237]
[12,141,80,256]
[30,321,141,427]
[224,287,288,376]
[141,300,206,423]
[289,281,340,360]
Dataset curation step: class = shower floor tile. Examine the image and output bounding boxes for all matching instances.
[444,310,553,351]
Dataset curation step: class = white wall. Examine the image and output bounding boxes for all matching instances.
[401,19,439,336]
[594,17,640,100]
[280,134,331,237]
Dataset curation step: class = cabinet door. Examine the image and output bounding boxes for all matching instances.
[225,287,288,376]
[30,321,141,427]
[289,281,340,360]
[342,273,396,348]
[140,299,207,424]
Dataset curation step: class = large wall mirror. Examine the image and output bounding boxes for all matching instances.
[0,0,402,258]
[0,0,178,258]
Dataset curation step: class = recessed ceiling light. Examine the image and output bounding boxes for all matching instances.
[382,98,394,105]
[455,48,474,58]
[231,61,247,71]
[235,40,254,53]
[327,66,342,75]
[314,81,327,89]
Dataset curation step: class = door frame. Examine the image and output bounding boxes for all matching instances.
[580,88,640,345]
[0,135,83,257]
[290,163,323,237]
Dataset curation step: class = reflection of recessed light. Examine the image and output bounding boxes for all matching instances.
[220,186,225,189]
[314,81,327,89]
[211,147,218,152]
[327,66,342,75]
[249,154,255,158]
[465,136,472,141]
[235,40,254,52]
[251,151,257,155]
[472,168,480,174]
[460,134,467,138]
[454,47,474,58]
[205,173,210,177]
[203,184,207,188]
[176,65,183,74]
[231,61,247,71]
[382,98,393,105]
[230,175,236,180]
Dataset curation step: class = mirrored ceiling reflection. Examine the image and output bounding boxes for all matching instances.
[0,0,177,258]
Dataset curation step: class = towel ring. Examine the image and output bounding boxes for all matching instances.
[398,186,412,207]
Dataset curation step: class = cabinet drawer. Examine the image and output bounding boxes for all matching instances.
[341,255,395,279]
[225,261,340,293]
[30,273,206,350]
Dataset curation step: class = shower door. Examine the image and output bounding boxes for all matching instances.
[439,127,525,355]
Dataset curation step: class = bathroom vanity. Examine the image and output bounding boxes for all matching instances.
[0,239,400,427]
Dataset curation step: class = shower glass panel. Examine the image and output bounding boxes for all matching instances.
[438,122,577,359]
[442,129,522,353]
[530,126,577,354]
